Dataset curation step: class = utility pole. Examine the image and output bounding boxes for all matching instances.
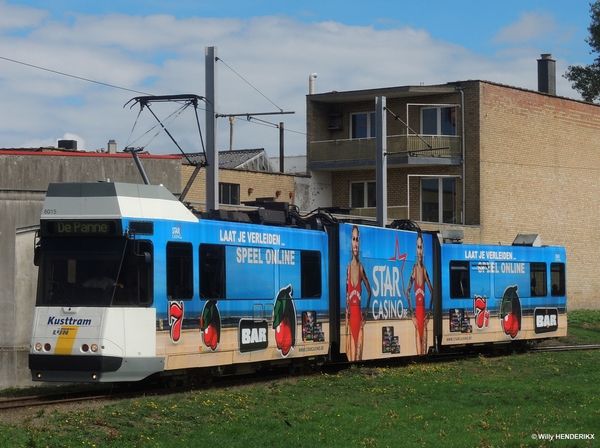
[279,122,284,173]
[375,96,387,227]
[205,46,219,211]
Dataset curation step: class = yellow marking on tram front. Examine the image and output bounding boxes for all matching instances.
[54,326,79,355]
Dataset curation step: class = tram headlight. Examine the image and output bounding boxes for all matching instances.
[91,344,99,353]
[35,342,42,352]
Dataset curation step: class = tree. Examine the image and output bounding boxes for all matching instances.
[564,1,600,103]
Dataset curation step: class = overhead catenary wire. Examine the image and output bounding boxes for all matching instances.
[0,55,152,96]
[216,56,283,113]
[1,54,305,143]
[241,115,306,136]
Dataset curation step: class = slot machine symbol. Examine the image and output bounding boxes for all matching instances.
[474,295,490,329]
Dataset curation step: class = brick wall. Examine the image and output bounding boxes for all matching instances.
[478,82,600,309]
[181,166,296,210]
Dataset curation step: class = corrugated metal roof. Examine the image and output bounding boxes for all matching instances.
[182,148,274,172]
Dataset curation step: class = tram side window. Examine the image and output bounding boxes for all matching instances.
[112,240,154,307]
[167,242,193,300]
[200,244,226,299]
[301,250,321,298]
[551,262,566,296]
[530,262,547,297]
[450,261,470,298]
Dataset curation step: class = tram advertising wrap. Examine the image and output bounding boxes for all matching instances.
[439,244,567,345]
[29,182,567,384]
[339,223,435,361]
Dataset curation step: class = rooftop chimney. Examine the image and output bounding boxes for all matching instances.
[309,73,317,94]
[537,54,556,95]
[107,139,117,154]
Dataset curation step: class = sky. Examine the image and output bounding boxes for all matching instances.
[0,1,596,157]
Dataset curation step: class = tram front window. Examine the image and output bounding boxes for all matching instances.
[37,238,153,307]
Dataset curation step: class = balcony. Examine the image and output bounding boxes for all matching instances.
[308,134,462,170]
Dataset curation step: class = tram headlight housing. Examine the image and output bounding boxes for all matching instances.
[34,342,42,352]
[91,344,99,353]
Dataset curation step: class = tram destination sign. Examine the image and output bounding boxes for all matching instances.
[43,220,120,236]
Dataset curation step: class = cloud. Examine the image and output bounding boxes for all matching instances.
[0,8,583,158]
[494,12,557,44]
[0,1,47,30]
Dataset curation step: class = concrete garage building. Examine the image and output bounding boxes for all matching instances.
[0,148,182,388]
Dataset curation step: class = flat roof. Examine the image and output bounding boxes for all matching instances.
[0,149,181,159]
[307,84,458,103]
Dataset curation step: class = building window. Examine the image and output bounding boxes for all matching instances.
[421,178,457,223]
[350,181,376,208]
[421,106,456,136]
[350,112,376,139]
[219,183,240,205]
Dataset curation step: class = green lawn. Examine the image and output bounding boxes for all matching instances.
[2,310,599,447]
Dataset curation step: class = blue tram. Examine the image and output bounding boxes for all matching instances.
[29,182,567,383]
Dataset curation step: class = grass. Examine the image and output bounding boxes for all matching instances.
[538,309,600,347]
[1,310,599,447]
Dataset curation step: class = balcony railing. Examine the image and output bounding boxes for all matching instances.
[308,135,461,164]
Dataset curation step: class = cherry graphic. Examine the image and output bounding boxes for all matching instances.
[275,317,293,356]
[500,286,521,339]
[273,285,296,357]
[503,313,514,335]
[508,314,519,338]
[204,322,218,351]
[200,300,220,351]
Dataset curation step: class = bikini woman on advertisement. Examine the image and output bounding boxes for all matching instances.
[345,225,372,361]
[406,232,433,355]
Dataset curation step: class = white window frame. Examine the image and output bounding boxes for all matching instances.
[420,106,457,136]
[405,103,460,136]
[407,175,462,224]
[420,177,458,223]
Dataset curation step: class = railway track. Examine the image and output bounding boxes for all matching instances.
[0,370,301,412]
[2,344,598,412]
[531,343,600,352]
[0,388,117,411]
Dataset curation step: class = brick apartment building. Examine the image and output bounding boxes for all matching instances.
[306,55,600,310]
